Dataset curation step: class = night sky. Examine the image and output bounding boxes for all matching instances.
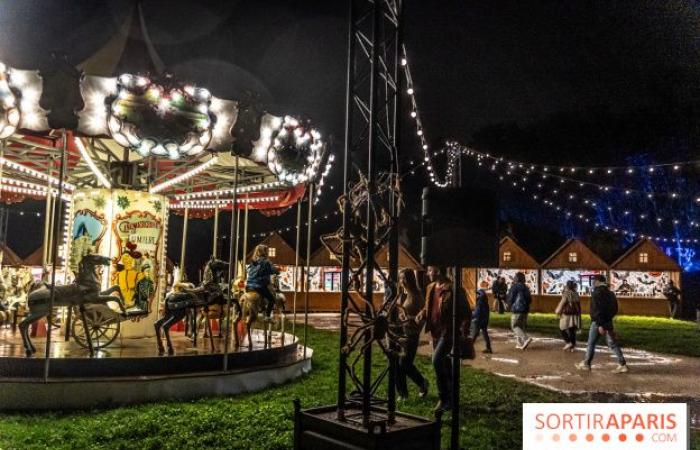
[2,1,700,276]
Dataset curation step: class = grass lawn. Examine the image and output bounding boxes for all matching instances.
[490,313,700,357]
[0,326,697,449]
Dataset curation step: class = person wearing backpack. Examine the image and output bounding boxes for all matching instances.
[491,276,508,314]
[576,274,628,373]
[555,280,582,351]
[506,272,533,350]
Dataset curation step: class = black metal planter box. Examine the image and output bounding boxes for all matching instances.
[294,402,441,450]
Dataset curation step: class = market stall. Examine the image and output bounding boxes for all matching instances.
[465,236,539,306]
[539,238,608,313]
[610,238,681,316]
[305,243,421,312]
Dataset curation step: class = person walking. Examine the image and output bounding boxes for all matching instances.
[417,266,471,413]
[396,268,428,401]
[555,280,581,351]
[662,280,681,320]
[491,277,507,314]
[576,274,628,373]
[506,272,533,350]
[471,288,492,353]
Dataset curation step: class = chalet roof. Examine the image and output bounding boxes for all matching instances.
[309,243,422,270]
[541,238,608,270]
[245,232,303,266]
[498,236,539,269]
[611,238,681,272]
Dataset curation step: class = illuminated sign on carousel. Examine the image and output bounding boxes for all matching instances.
[0,61,48,138]
[106,74,215,159]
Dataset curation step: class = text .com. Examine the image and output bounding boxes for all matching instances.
[523,403,688,449]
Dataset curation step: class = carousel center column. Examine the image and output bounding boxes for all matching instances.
[67,188,167,338]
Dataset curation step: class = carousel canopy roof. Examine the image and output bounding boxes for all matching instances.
[0,4,333,214]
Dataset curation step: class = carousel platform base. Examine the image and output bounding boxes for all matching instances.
[293,403,440,450]
[0,328,311,410]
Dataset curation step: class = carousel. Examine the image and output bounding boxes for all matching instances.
[0,10,331,409]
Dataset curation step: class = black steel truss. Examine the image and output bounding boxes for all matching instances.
[335,0,404,428]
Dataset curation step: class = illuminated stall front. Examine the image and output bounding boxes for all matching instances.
[466,236,539,306]
[305,243,422,312]
[609,238,681,316]
[539,238,608,313]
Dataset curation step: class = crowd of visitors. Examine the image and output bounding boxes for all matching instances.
[395,267,643,412]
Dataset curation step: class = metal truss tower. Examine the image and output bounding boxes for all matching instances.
[337,0,404,427]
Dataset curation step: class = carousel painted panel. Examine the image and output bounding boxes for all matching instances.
[477,268,538,293]
[610,270,671,298]
[67,189,167,338]
[541,269,605,296]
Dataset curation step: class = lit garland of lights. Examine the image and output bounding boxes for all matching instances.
[1,176,71,199]
[149,156,218,194]
[400,46,448,187]
[401,143,698,243]
[249,210,341,239]
[173,181,290,201]
[168,195,281,210]
[461,147,697,200]
[0,157,75,191]
[74,137,111,189]
[266,115,325,185]
[107,74,215,159]
[313,153,335,205]
[447,143,699,244]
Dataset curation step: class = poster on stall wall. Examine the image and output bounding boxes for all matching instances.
[478,268,538,293]
[541,269,604,295]
[610,270,671,298]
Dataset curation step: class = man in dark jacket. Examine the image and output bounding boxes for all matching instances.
[491,277,507,314]
[576,274,628,373]
[506,272,533,350]
[470,289,492,353]
[662,280,681,319]
[417,266,471,413]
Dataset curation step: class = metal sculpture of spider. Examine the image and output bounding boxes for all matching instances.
[341,281,415,395]
[322,171,408,401]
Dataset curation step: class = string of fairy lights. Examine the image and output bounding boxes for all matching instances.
[399,46,700,245]
[406,142,699,244]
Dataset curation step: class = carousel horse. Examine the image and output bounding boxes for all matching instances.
[19,254,126,357]
[154,257,231,355]
[235,274,286,350]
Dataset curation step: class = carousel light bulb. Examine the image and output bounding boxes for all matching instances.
[401,58,407,66]
[407,87,414,95]
[410,111,417,118]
